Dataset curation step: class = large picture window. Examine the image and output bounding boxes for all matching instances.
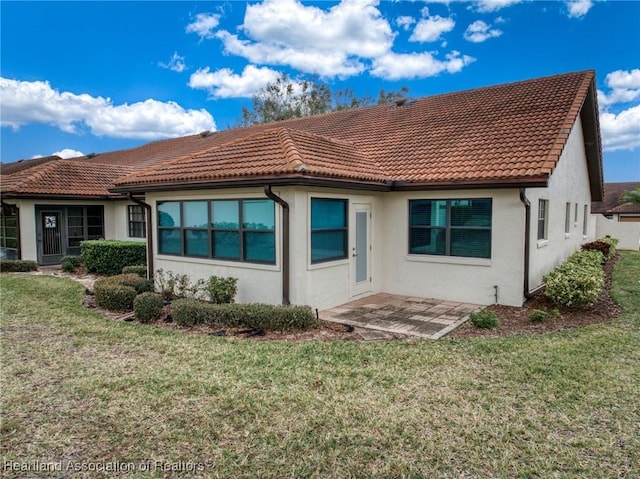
[311,198,348,263]
[157,199,275,264]
[67,206,104,251]
[409,199,492,258]
[0,205,19,260]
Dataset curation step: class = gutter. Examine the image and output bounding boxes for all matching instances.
[519,188,531,301]
[128,193,154,281]
[264,186,290,305]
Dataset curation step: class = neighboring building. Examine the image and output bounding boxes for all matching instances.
[592,182,640,222]
[1,70,604,309]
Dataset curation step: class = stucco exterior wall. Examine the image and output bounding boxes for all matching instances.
[379,189,525,307]
[525,118,596,290]
[595,215,640,250]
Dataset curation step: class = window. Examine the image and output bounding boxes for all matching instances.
[311,198,348,263]
[574,203,578,226]
[583,205,588,236]
[128,205,146,238]
[0,205,19,260]
[565,202,571,234]
[409,198,492,258]
[537,200,548,240]
[157,199,275,264]
[67,206,104,251]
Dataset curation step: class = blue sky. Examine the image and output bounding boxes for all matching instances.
[1,0,639,182]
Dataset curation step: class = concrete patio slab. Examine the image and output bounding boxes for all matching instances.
[321,293,482,339]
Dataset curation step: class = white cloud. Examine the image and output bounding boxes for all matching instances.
[371,51,475,80]
[463,20,502,43]
[0,77,215,140]
[186,13,221,39]
[52,148,85,159]
[566,0,593,19]
[473,0,521,13]
[597,69,640,107]
[409,14,455,43]
[189,65,282,98]
[396,15,415,30]
[159,52,187,73]
[600,104,640,151]
[215,0,394,78]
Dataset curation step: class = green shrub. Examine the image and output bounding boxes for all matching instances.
[94,281,137,311]
[581,241,610,260]
[122,265,147,278]
[61,255,83,273]
[171,299,319,331]
[204,276,238,304]
[543,251,604,308]
[598,236,618,260]
[134,292,164,323]
[81,240,146,275]
[529,309,548,322]
[154,269,204,301]
[0,260,37,272]
[470,309,499,329]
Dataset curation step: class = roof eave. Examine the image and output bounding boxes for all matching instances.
[580,76,605,202]
[0,192,127,201]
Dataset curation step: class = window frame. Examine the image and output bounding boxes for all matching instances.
[310,197,349,264]
[537,199,549,241]
[157,199,276,265]
[583,204,589,236]
[128,205,146,238]
[0,205,19,260]
[67,206,104,249]
[565,202,572,235]
[408,198,492,259]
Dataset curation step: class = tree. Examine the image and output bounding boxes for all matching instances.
[239,75,409,126]
[620,187,640,205]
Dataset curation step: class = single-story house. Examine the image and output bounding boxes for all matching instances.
[592,182,640,222]
[1,70,604,309]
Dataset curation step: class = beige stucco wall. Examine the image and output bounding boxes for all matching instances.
[525,118,596,290]
[379,189,525,307]
[595,214,640,250]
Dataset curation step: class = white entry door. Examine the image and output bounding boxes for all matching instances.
[351,204,372,297]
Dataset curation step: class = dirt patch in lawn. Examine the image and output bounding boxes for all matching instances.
[448,254,623,338]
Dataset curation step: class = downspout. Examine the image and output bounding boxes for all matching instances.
[519,188,531,300]
[264,186,290,305]
[127,193,153,281]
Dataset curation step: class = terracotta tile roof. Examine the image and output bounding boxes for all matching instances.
[115,70,600,190]
[1,159,133,198]
[592,182,640,214]
[0,155,62,175]
[116,127,387,187]
[2,70,602,197]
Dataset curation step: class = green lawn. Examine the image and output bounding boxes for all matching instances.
[1,252,639,478]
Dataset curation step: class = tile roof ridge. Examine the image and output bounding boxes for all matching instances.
[275,128,307,172]
[540,70,595,176]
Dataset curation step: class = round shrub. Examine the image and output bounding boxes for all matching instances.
[529,309,548,322]
[543,255,604,308]
[134,292,164,323]
[94,280,137,311]
[61,255,83,273]
[109,273,154,294]
[470,309,499,329]
[122,265,148,278]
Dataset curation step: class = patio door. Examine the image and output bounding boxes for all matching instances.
[351,204,372,297]
[39,210,64,265]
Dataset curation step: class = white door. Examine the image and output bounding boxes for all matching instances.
[351,204,372,297]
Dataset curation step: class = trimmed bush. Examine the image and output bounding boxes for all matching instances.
[529,309,548,322]
[94,274,154,311]
[204,276,238,304]
[543,250,604,308]
[581,241,610,260]
[61,255,83,273]
[470,309,499,329]
[81,240,146,275]
[134,292,164,323]
[122,265,147,278]
[598,236,618,260]
[0,260,37,272]
[94,281,137,311]
[171,299,319,331]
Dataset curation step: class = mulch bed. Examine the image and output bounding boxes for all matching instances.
[79,255,622,341]
[449,254,622,338]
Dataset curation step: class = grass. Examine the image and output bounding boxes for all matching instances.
[1,251,639,478]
